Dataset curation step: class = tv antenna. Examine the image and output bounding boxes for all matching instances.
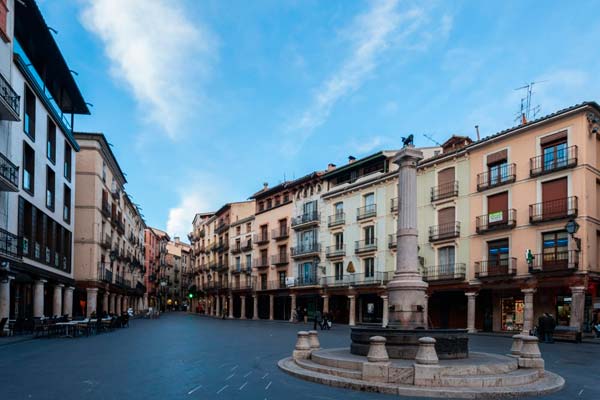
[514,81,547,123]
[423,133,441,147]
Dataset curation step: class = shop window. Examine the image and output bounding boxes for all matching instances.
[501,298,524,331]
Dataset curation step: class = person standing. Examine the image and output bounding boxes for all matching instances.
[545,313,556,343]
[537,314,546,341]
[314,310,322,330]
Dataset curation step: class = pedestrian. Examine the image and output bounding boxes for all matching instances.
[545,313,556,343]
[537,314,546,341]
[222,305,227,319]
[326,312,333,330]
[303,308,308,324]
[314,310,322,330]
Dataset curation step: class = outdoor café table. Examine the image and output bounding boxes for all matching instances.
[55,321,78,338]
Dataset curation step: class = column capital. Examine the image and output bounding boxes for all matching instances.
[321,294,329,299]
[570,286,586,293]
[36,279,47,284]
[55,283,65,288]
[66,286,75,291]
[86,287,99,293]
[465,291,478,298]
[380,295,388,299]
[348,295,355,299]
[521,287,537,294]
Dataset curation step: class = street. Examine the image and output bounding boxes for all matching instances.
[0,313,599,400]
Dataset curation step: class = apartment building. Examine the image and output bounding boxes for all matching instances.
[144,227,160,309]
[228,213,254,318]
[164,237,191,310]
[149,227,170,311]
[1,0,90,323]
[188,212,214,312]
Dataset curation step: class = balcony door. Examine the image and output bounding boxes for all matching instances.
[487,192,508,226]
[334,232,344,250]
[437,167,455,197]
[542,231,569,270]
[437,207,455,237]
[300,229,316,251]
[487,239,509,274]
[298,262,315,284]
[541,178,567,219]
[303,200,316,217]
[542,135,568,171]
[363,225,375,246]
[437,246,455,278]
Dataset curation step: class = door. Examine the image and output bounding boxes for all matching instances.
[541,178,567,219]
[437,167,455,198]
[487,239,509,275]
[437,246,455,278]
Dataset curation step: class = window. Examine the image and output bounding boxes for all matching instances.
[438,246,455,266]
[542,231,568,260]
[246,222,251,233]
[260,274,267,290]
[46,117,56,163]
[236,226,241,235]
[260,249,268,265]
[487,239,508,266]
[335,262,343,280]
[267,199,272,209]
[278,271,286,287]
[102,161,107,183]
[542,139,568,171]
[235,256,241,271]
[22,142,35,194]
[489,161,509,186]
[63,142,72,181]
[24,85,36,140]
[278,245,287,257]
[63,185,71,223]
[364,193,374,206]
[334,232,344,249]
[283,193,289,203]
[274,195,280,206]
[303,200,316,215]
[258,202,264,212]
[364,226,375,245]
[334,202,343,215]
[246,254,252,269]
[279,218,287,235]
[364,257,375,278]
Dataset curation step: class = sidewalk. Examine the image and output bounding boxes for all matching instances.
[0,334,35,347]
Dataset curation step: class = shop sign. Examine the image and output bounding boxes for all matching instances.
[489,211,504,223]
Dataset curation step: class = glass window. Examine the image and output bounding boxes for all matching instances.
[487,239,509,265]
[46,167,55,210]
[335,262,343,280]
[24,85,36,139]
[334,202,343,214]
[543,141,568,170]
[364,193,375,206]
[364,258,375,278]
[22,142,35,194]
[63,185,71,223]
[334,232,343,249]
[46,117,56,163]
[364,226,375,245]
[438,246,455,266]
[489,161,509,186]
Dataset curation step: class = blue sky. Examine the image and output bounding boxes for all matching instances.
[38,0,600,240]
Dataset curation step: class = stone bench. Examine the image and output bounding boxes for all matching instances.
[553,326,581,343]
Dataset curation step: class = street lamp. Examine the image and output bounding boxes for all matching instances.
[565,219,581,251]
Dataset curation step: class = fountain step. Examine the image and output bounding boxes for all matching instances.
[311,349,363,371]
[295,358,362,379]
[439,369,542,388]
[437,352,519,376]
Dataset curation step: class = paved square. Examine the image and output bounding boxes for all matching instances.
[0,313,598,399]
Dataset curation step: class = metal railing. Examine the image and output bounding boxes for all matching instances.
[325,244,345,258]
[291,211,320,228]
[475,209,516,234]
[291,242,321,257]
[231,278,254,291]
[431,181,458,202]
[98,263,113,283]
[0,71,20,117]
[0,227,21,259]
[272,226,289,240]
[254,232,269,244]
[327,212,345,227]
[529,196,577,223]
[530,250,579,272]
[0,151,19,190]
[242,239,253,251]
[474,258,517,278]
[294,274,319,287]
[530,145,577,177]
[476,163,516,191]
[271,253,289,265]
[429,222,460,242]
[254,257,270,268]
[320,271,389,287]
[422,263,466,282]
[355,239,377,253]
[231,243,242,254]
[356,204,377,220]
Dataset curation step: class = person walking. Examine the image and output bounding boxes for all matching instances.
[314,310,323,330]
[303,308,308,324]
[545,313,556,343]
[537,314,546,341]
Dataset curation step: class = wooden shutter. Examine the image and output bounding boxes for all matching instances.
[540,131,567,146]
[438,207,455,225]
[542,178,567,218]
[438,167,455,185]
[487,192,508,213]
[486,150,507,166]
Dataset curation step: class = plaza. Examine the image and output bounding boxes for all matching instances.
[0,312,598,400]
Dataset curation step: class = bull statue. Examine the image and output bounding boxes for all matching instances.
[401,134,414,148]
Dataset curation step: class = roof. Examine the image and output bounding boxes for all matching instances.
[321,151,389,180]
[150,227,170,240]
[15,0,89,115]
[419,101,600,167]
[250,171,325,200]
[74,132,127,186]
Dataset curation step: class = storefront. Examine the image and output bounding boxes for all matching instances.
[500,297,524,332]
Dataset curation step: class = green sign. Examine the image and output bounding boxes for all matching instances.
[488,211,503,223]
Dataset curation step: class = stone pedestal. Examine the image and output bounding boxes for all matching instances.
[363,336,391,383]
[33,280,46,318]
[322,295,329,314]
[240,296,247,319]
[0,278,12,325]
[388,148,428,328]
[348,295,356,326]
[290,293,296,322]
[293,331,311,360]
[569,286,586,331]
[521,288,536,334]
[381,295,389,328]
[465,292,477,333]
[367,336,389,362]
[518,335,545,369]
[415,337,439,365]
[53,284,64,317]
[308,330,321,350]
[269,294,274,320]
[86,288,99,317]
[252,294,259,320]
[510,334,524,357]
[63,287,74,318]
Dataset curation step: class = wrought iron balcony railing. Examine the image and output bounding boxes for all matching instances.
[254,257,270,269]
[320,271,389,288]
[291,242,321,258]
[254,232,269,245]
[325,244,345,258]
[356,204,377,220]
[0,227,21,260]
[292,211,320,228]
[422,263,466,282]
[428,222,460,242]
[0,72,20,121]
[530,145,577,177]
[355,239,377,254]
[477,163,516,191]
[271,253,289,265]
[431,181,458,202]
[0,151,19,192]
[530,250,579,273]
[327,212,345,227]
[529,196,577,223]
[474,258,517,278]
[476,209,516,234]
[272,226,289,240]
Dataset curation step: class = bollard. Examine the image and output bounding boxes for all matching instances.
[518,335,544,369]
[308,330,321,350]
[509,334,524,357]
[292,331,312,360]
[415,337,439,365]
[367,336,389,363]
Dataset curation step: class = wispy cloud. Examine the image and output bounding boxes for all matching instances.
[282,0,451,154]
[80,0,217,140]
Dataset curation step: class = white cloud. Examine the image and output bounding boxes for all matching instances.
[80,0,217,140]
[282,0,451,155]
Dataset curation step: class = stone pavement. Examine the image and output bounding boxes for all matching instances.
[0,312,598,399]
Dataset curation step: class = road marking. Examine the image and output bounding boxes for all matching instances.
[230,365,239,372]
[225,373,235,381]
[187,385,202,395]
[243,371,252,378]
[578,389,584,396]
[261,372,269,379]
[265,381,272,390]
[239,382,248,390]
[216,385,228,395]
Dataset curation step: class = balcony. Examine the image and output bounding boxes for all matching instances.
[0,72,20,121]
[391,198,398,213]
[431,181,459,202]
[267,280,288,290]
[231,278,254,291]
[216,263,228,272]
[101,234,112,249]
[115,220,125,235]
[98,264,113,283]
[215,221,229,234]
[272,226,289,241]
[429,222,460,242]
[294,274,319,287]
[476,209,517,234]
[231,243,242,254]
[530,250,579,273]
[328,213,345,228]
[356,204,377,221]
[325,244,345,258]
[355,239,377,254]
[529,197,577,224]
[291,242,321,258]
[530,146,577,177]
[422,263,466,282]
[474,258,517,279]
[388,234,396,249]
[254,232,270,245]
[320,271,389,288]
[209,262,218,271]
[291,211,320,229]
[477,163,516,191]
[254,257,270,269]
[242,239,252,252]
[0,227,22,260]
[231,263,245,274]
[101,200,111,219]
[271,253,289,265]
[0,151,19,192]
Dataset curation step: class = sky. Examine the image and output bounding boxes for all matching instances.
[37,0,600,241]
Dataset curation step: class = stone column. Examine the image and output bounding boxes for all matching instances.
[53,284,64,317]
[216,295,221,317]
[109,293,116,314]
[229,295,234,319]
[269,294,274,320]
[289,293,296,322]
[143,293,148,310]
[358,297,363,323]
[33,279,46,318]
[322,295,329,314]
[0,277,12,326]
[103,292,110,314]
[348,295,356,326]
[381,295,389,328]
[86,288,98,317]
[521,288,536,334]
[117,295,123,313]
[466,292,477,333]
[222,295,227,316]
[252,294,259,320]
[240,295,247,319]
[63,287,74,318]
[388,147,428,328]
[570,286,586,331]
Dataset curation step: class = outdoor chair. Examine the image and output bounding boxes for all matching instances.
[33,318,48,338]
[95,317,104,334]
[121,315,129,328]
[0,317,7,336]
[76,320,94,337]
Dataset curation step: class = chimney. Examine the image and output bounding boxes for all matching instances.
[475,125,480,141]
[521,113,528,125]
[348,156,356,164]
[327,163,336,171]
[263,182,269,190]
